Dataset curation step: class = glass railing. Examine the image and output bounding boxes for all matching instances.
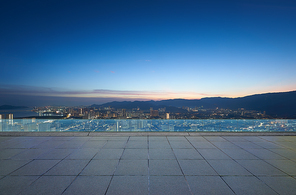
[0,119,296,132]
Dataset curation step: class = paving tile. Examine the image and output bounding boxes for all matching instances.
[0,140,28,149]
[32,140,66,148]
[186,136,208,142]
[220,148,258,159]
[223,176,277,195]
[36,149,76,159]
[11,140,45,148]
[0,137,27,143]
[125,141,148,148]
[269,148,296,160]
[149,136,168,142]
[150,176,191,195]
[198,149,231,159]
[167,137,187,142]
[260,136,287,142]
[186,176,234,195]
[223,136,248,142]
[45,160,89,176]
[232,141,263,149]
[70,137,90,141]
[106,176,148,195]
[19,176,75,195]
[190,141,216,149]
[50,137,73,141]
[0,149,27,159]
[179,160,217,175]
[0,176,38,195]
[11,148,51,160]
[149,141,171,149]
[149,160,182,175]
[88,137,111,141]
[103,141,127,149]
[259,176,296,195]
[121,149,148,159]
[93,149,124,159]
[207,160,251,176]
[211,141,240,149]
[103,137,129,141]
[280,136,296,142]
[80,140,107,148]
[253,141,284,149]
[1,135,296,195]
[204,136,227,142]
[149,149,175,159]
[173,149,203,160]
[115,160,148,175]
[265,160,296,175]
[236,160,286,176]
[243,136,266,142]
[11,160,60,175]
[277,141,296,149]
[0,137,13,143]
[169,141,193,148]
[63,176,111,195]
[129,136,147,141]
[65,148,99,159]
[0,160,31,175]
[244,148,286,160]
[80,160,118,175]
[0,142,19,149]
[56,141,87,149]
[31,137,51,141]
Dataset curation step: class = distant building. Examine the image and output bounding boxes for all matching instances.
[166,113,170,119]
[150,110,159,117]
[5,114,13,119]
[122,109,126,117]
[42,112,63,117]
[6,114,13,125]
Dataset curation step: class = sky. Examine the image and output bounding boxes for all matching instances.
[0,0,296,106]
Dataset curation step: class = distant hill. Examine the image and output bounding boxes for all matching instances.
[0,105,28,110]
[156,91,296,118]
[92,90,296,118]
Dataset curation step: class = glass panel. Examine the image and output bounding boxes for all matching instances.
[0,119,295,132]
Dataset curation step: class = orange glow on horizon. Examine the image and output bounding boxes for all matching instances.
[1,84,295,101]
[28,89,296,100]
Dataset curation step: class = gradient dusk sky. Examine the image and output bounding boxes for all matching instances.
[1,0,296,106]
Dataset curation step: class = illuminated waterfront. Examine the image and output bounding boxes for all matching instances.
[1,119,295,132]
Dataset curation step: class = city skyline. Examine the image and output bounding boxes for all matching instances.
[1,0,296,106]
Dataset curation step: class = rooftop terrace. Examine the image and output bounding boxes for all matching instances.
[1,133,296,194]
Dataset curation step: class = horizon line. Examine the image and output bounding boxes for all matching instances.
[1,89,295,107]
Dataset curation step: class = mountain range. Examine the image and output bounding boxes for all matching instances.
[92,90,296,118]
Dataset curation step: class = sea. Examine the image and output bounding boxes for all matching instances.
[0,107,38,118]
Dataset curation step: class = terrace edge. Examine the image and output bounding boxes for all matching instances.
[1,131,296,136]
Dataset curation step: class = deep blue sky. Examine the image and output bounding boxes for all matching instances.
[1,0,296,106]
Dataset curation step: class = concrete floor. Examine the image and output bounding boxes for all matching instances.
[1,134,296,194]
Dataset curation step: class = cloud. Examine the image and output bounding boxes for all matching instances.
[110,71,115,73]
[0,84,216,101]
[94,70,99,73]
[145,60,151,62]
